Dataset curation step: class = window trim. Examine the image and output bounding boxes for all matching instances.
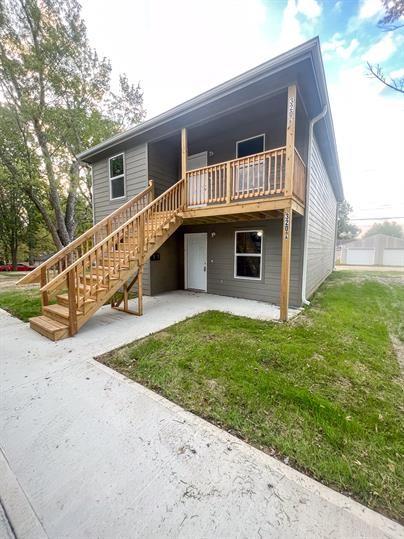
[234,229,263,281]
[109,152,126,201]
[236,134,265,158]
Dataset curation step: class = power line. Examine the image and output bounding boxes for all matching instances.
[351,216,404,221]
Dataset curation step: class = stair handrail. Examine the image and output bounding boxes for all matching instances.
[41,178,185,295]
[18,181,154,287]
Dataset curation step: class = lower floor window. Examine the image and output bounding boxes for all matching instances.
[234,230,263,279]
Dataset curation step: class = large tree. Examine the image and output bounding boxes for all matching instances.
[0,0,145,250]
[364,221,403,238]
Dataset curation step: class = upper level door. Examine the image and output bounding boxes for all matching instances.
[187,151,208,207]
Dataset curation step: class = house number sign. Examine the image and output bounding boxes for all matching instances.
[284,211,290,239]
[288,96,295,127]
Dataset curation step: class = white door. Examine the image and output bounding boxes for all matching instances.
[383,249,404,267]
[187,152,208,207]
[185,233,207,291]
[346,249,375,265]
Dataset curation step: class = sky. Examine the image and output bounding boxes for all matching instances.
[81,0,404,230]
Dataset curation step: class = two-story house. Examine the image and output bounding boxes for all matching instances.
[20,38,343,340]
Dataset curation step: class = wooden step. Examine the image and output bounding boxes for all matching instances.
[30,315,69,341]
[43,304,82,325]
[57,293,96,310]
[81,274,119,284]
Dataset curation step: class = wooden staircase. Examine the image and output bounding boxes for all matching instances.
[18,179,185,340]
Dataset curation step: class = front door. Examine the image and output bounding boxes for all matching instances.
[185,233,207,291]
[187,152,208,207]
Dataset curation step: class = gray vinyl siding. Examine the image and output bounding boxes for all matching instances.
[91,142,151,294]
[148,138,180,195]
[305,136,337,298]
[150,219,303,307]
[92,143,148,222]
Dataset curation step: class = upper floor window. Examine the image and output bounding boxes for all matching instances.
[236,134,265,158]
[234,230,263,280]
[109,153,125,200]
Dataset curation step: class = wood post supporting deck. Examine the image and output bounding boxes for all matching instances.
[285,84,296,197]
[280,208,293,322]
[111,265,144,316]
[181,128,187,179]
[181,128,188,208]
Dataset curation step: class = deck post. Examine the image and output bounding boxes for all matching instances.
[280,207,293,321]
[137,265,143,316]
[285,84,296,197]
[67,269,78,336]
[181,128,188,207]
[181,128,187,179]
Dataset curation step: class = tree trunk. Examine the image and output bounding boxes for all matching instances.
[33,120,72,246]
[24,187,63,250]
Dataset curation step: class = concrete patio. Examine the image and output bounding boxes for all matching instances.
[0,293,402,538]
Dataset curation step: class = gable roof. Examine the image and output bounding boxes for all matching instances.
[78,37,343,201]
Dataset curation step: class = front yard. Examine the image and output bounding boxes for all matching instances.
[98,271,404,522]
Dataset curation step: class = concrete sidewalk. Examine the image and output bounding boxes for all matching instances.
[0,295,402,538]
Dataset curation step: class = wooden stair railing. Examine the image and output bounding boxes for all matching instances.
[29,178,185,340]
[17,181,155,288]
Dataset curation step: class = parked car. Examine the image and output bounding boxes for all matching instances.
[0,263,35,272]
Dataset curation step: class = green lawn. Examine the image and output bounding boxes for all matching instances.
[98,271,404,522]
[0,287,42,321]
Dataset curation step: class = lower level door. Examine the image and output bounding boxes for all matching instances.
[185,233,207,291]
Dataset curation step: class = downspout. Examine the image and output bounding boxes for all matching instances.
[301,105,328,305]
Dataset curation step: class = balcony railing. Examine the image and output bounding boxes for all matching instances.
[185,146,305,208]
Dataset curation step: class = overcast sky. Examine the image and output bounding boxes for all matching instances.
[81,0,404,226]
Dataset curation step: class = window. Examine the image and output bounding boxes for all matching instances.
[109,153,125,200]
[235,135,265,196]
[234,230,263,280]
[236,134,265,158]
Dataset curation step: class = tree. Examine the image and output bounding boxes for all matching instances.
[367,0,404,94]
[0,168,26,267]
[364,221,403,238]
[0,0,145,250]
[337,201,360,240]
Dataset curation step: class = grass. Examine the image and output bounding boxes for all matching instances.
[98,271,404,522]
[0,287,42,321]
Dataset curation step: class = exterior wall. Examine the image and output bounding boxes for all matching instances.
[189,113,286,166]
[148,137,180,196]
[91,143,152,294]
[340,234,404,265]
[150,218,304,307]
[305,136,337,298]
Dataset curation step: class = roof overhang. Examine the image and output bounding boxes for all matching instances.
[79,37,343,201]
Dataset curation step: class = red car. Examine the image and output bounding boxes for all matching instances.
[0,263,35,271]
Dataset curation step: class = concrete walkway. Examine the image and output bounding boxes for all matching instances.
[0,293,402,538]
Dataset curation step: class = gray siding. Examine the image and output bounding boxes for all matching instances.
[91,143,151,294]
[92,143,148,222]
[150,219,303,307]
[148,138,180,196]
[305,136,337,298]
